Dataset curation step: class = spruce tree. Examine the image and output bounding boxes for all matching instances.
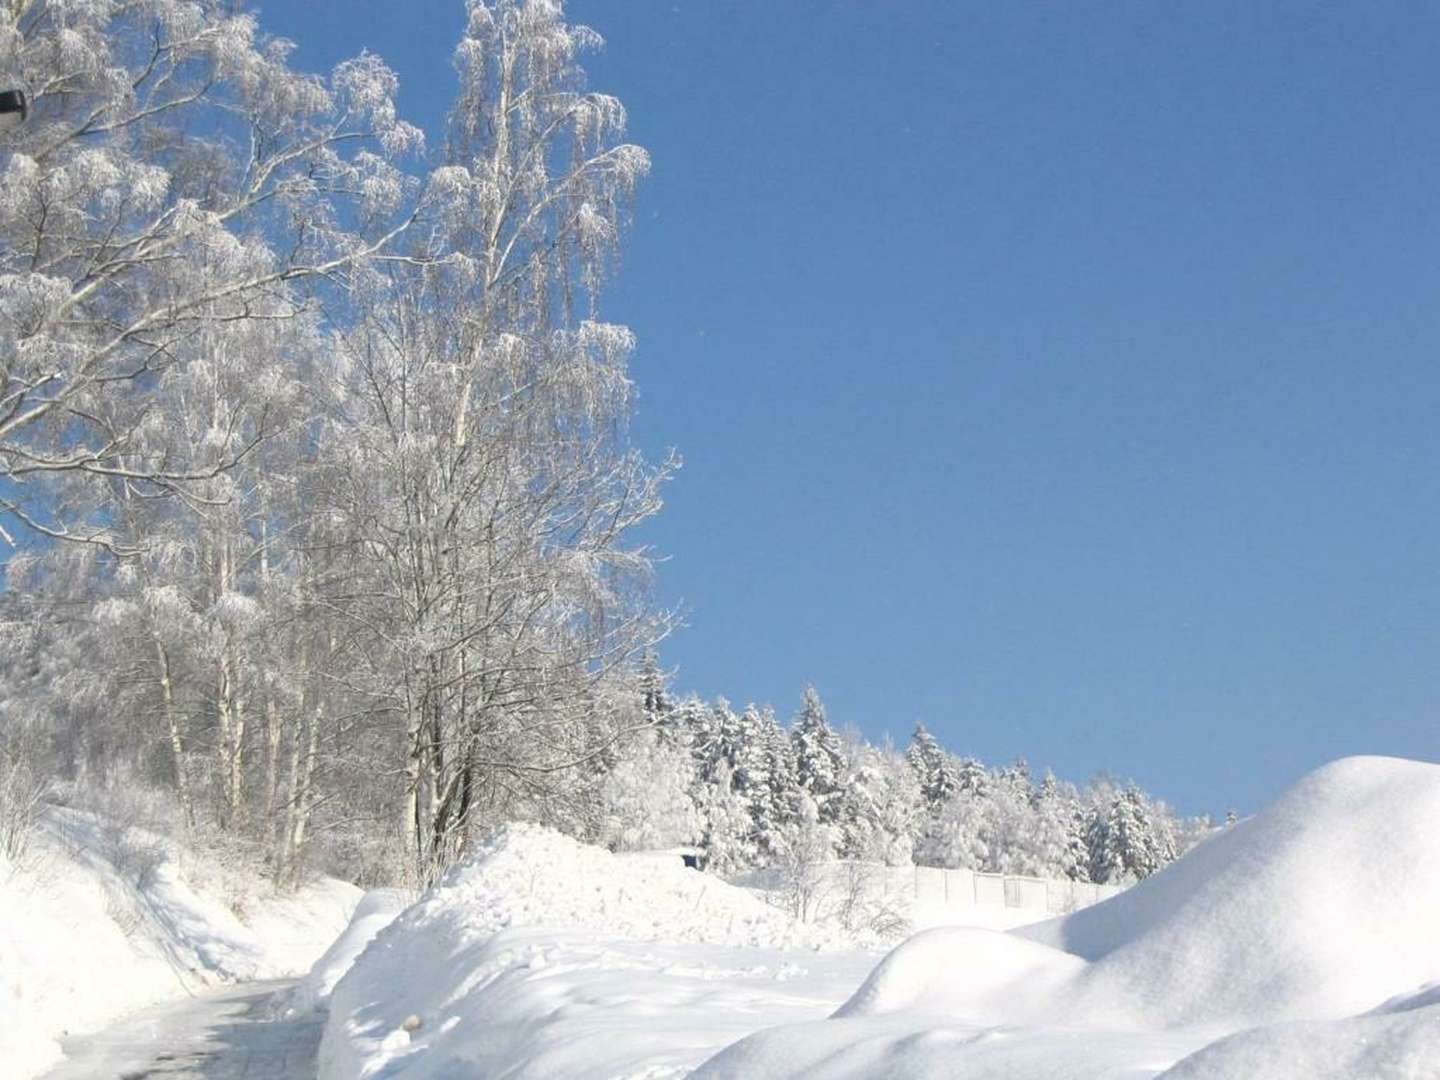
[905,722,960,812]
[790,686,846,834]
[757,707,799,861]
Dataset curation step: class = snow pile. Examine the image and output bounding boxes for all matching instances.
[318,823,888,1078]
[343,823,857,954]
[0,807,360,1079]
[696,755,1440,1078]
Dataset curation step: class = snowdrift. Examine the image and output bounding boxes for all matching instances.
[1020,754,1440,1027]
[833,926,1084,1025]
[317,824,877,1079]
[697,755,1440,1078]
[0,807,360,1079]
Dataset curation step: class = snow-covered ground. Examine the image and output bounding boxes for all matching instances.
[314,755,1440,1079]
[20,755,1434,1078]
[0,806,360,1079]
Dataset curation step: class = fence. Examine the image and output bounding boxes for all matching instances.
[729,859,1127,925]
[903,864,1124,915]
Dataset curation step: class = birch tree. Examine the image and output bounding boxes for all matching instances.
[0,0,420,548]
[318,0,672,883]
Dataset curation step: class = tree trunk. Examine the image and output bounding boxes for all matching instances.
[153,635,195,829]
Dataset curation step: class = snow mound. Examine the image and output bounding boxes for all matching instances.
[1021,755,1440,1026]
[363,822,849,952]
[833,926,1084,1025]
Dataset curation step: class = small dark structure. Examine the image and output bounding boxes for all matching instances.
[0,89,28,131]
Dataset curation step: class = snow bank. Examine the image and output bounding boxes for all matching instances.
[0,807,360,1078]
[290,888,411,1014]
[318,823,880,1078]
[694,755,1440,1078]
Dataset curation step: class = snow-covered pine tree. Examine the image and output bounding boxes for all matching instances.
[1027,771,1088,881]
[1085,798,1124,884]
[639,650,671,724]
[1066,799,1094,882]
[956,756,989,796]
[755,707,799,862]
[677,696,725,784]
[905,722,960,812]
[791,687,847,841]
[1087,785,1177,883]
[730,704,772,824]
[998,757,1032,799]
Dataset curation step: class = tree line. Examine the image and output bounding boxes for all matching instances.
[582,673,1209,886]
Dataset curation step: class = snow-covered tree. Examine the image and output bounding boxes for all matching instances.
[917,789,989,870]
[699,761,756,876]
[1033,771,1088,881]
[597,729,699,852]
[1086,785,1177,883]
[845,739,919,866]
[791,687,846,836]
[0,0,420,550]
[956,756,989,796]
[754,706,798,862]
[310,0,672,883]
[772,792,836,922]
[906,722,959,812]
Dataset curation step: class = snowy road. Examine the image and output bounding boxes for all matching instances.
[40,979,319,1080]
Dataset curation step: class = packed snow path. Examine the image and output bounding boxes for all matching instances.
[40,979,318,1080]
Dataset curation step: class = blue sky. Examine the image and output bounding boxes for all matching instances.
[260,1,1440,817]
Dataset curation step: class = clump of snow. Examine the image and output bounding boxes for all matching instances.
[0,807,360,1079]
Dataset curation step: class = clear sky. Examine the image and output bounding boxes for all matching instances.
[259,1,1440,818]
